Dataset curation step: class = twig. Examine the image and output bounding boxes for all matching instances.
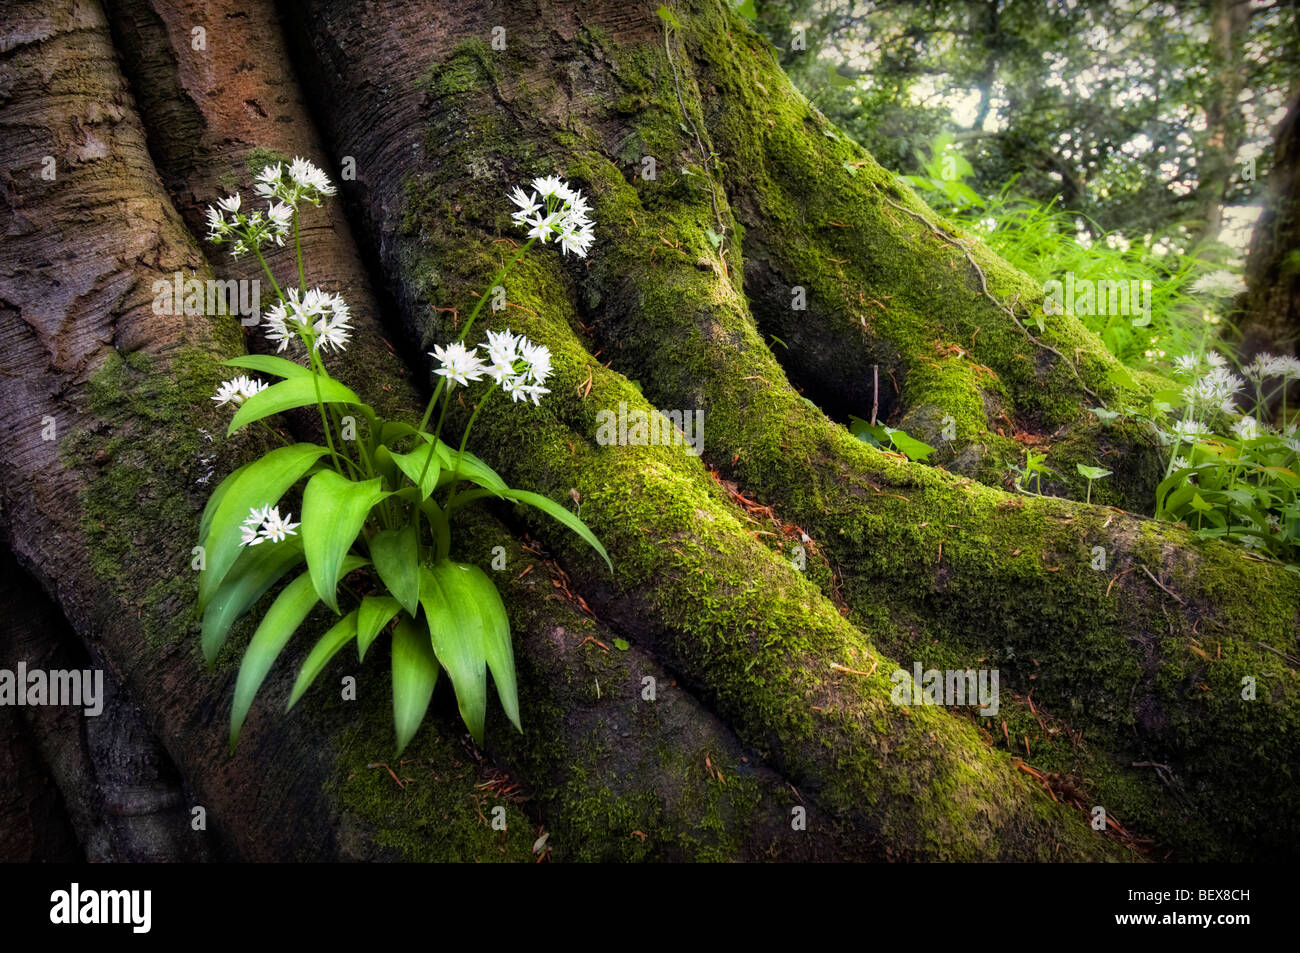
[871,364,879,426]
[1140,565,1186,606]
[1257,642,1300,666]
[880,195,1101,404]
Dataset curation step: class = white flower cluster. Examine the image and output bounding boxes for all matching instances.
[1189,270,1246,299]
[429,328,552,405]
[1182,365,1245,415]
[205,192,293,258]
[212,375,269,407]
[264,287,353,354]
[205,157,335,259]
[1244,352,1300,383]
[508,177,594,258]
[254,157,337,207]
[239,505,300,546]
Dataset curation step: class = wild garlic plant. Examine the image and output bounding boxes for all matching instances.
[199,159,608,753]
[1097,348,1300,567]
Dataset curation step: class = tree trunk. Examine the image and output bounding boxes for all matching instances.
[1240,85,1300,375]
[1,0,1296,862]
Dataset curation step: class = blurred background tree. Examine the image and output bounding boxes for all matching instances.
[748,0,1300,364]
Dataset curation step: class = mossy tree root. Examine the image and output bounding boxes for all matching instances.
[291,0,1297,860]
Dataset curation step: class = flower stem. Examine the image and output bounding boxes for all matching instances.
[446,383,499,495]
[456,237,537,345]
[293,210,307,294]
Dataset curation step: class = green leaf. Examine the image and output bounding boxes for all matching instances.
[655,4,682,29]
[286,610,358,710]
[198,461,251,544]
[388,446,441,499]
[432,440,508,495]
[377,419,423,447]
[357,595,402,661]
[198,443,329,610]
[222,354,312,380]
[841,160,859,176]
[370,445,401,485]
[884,427,936,462]
[419,564,487,743]
[613,638,630,651]
[1189,491,1216,513]
[227,375,362,436]
[1151,388,1187,411]
[370,525,421,616]
[229,556,367,746]
[1076,464,1113,480]
[301,471,390,613]
[705,227,724,248]
[391,612,440,756]
[493,488,612,571]
[201,536,304,664]
[445,562,520,733]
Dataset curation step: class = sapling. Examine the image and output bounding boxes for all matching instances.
[1075,464,1112,505]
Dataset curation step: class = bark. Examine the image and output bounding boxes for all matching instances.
[1240,85,1300,375]
[0,0,1295,862]
[1187,0,1252,252]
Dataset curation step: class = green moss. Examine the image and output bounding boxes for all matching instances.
[244,146,290,178]
[389,171,1126,861]
[61,341,245,648]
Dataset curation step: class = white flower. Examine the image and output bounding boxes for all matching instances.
[266,201,294,239]
[216,193,242,214]
[1246,353,1300,381]
[1169,419,1210,443]
[430,342,487,387]
[1204,351,1227,368]
[484,329,521,365]
[518,339,551,385]
[212,375,269,407]
[1232,415,1260,441]
[1190,270,1246,298]
[559,226,595,258]
[508,178,595,258]
[524,210,562,243]
[253,157,335,207]
[253,163,283,199]
[521,382,550,406]
[1172,354,1199,377]
[238,505,298,546]
[263,302,294,352]
[507,186,541,223]
[259,507,300,543]
[1183,366,1244,410]
[289,157,336,197]
[531,175,571,201]
[308,292,352,353]
[500,375,528,402]
[1170,455,1191,472]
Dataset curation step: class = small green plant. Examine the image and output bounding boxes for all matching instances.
[200,160,607,752]
[1010,449,1054,496]
[1107,349,1300,566]
[1075,463,1112,504]
[849,416,937,462]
